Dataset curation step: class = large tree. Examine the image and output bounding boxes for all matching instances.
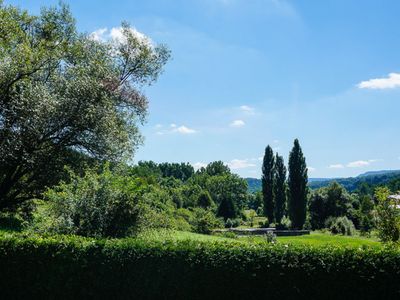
[274,153,287,225]
[262,145,275,223]
[0,3,170,210]
[207,173,248,220]
[288,139,308,229]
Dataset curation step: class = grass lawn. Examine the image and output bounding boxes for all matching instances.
[137,229,382,248]
[0,220,382,249]
[276,231,380,247]
[238,231,381,248]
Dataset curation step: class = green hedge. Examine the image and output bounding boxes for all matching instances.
[0,232,399,299]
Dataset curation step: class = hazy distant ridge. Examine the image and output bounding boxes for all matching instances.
[245,170,400,193]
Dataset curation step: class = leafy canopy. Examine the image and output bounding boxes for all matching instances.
[0,3,170,210]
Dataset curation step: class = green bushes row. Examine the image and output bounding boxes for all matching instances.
[0,232,399,299]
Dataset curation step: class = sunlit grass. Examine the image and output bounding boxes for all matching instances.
[136,229,382,248]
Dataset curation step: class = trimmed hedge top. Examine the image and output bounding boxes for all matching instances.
[0,231,399,299]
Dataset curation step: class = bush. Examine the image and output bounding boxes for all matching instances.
[225,218,240,229]
[325,216,355,236]
[375,187,400,242]
[0,232,399,299]
[264,231,277,243]
[191,208,222,234]
[43,166,146,237]
[276,216,291,230]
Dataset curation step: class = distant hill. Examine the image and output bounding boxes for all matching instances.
[357,170,400,178]
[245,178,262,193]
[245,170,400,193]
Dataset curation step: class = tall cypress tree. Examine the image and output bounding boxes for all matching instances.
[274,153,287,225]
[288,139,308,229]
[262,145,275,224]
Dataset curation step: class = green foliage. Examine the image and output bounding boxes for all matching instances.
[247,191,263,211]
[274,153,287,224]
[42,166,146,237]
[202,161,231,176]
[191,208,222,234]
[131,161,194,181]
[262,145,275,222]
[309,182,356,230]
[325,216,356,236]
[264,231,277,243]
[288,139,308,229]
[224,218,241,228]
[197,190,213,208]
[158,162,194,181]
[358,194,375,233]
[0,212,23,232]
[0,3,170,210]
[276,215,291,230]
[206,173,247,220]
[375,187,400,242]
[0,231,399,299]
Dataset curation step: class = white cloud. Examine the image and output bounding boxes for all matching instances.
[230,120,245,127]
[328,159,382,169]
[368,159,383,163]
[308,167,316,172]
[329,164,345,169]
[155,124,197,135]
[192,162,207,170]
[174,126,196,134]
[227,159,256,170]
[358,73,400,89]
[89,27,153,46]
[347,160,370,168]
[89,28,107,41]
[239,105,255,114]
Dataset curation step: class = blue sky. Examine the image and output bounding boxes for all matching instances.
[7,0,400,178]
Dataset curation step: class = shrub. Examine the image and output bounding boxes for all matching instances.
[264,231,277,243]
[191,208,222,234]
[224,218,240,228]
[276,216,291,230]
[0,232,399,299]
[225,218,233,228]
[375,187,400,242]
[325,216,355,236]
[43,166,147,237]
[259,220,271,228]
[197,191,214,209]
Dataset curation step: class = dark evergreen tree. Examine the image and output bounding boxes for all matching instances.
[288,139,308,229]
[217,197,236,220]
[198,190,213,208]
[274,153,287,225]
[309,192,326,229]
[262,145,275,223]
